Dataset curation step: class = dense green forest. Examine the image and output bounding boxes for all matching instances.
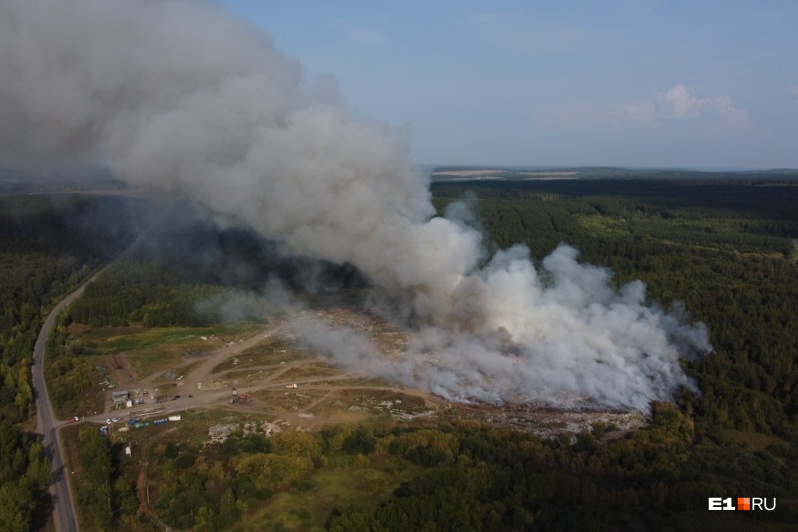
[0,420,53,531]
[67,261,217,328]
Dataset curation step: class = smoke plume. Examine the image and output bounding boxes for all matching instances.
[0,0,711,410]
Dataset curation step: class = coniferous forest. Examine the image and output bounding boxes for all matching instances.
[2,173,798,530]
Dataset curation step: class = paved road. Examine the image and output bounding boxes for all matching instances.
[32,282,92,532]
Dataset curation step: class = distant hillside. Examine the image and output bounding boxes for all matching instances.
[430,165,798,182]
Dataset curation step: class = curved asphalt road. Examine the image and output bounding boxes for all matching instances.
[33,280,92,532]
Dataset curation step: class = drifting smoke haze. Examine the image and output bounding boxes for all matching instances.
[0,0,711,411]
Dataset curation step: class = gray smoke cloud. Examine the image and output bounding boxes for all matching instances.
[0,0,711,410]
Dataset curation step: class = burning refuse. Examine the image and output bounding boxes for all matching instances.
[0,0,711,412]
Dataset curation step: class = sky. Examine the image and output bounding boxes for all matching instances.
[220,1,798,170]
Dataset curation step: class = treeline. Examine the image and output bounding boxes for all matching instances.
[433,178,798,221]
[435,191,797,261]
[68,261,216,328]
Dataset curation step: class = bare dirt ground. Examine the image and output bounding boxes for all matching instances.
[108,353,138,389]
[84,305,648,438]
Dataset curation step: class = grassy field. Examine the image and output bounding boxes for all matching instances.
[72,323,260,377]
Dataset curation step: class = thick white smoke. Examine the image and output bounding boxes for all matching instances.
[0,0,711,410]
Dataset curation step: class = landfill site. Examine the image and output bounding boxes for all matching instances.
[82,303,647,441]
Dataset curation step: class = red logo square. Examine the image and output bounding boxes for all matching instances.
[737,497,750,511]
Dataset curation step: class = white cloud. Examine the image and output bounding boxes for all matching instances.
[523,85,750,137]
[623,84,749,125]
